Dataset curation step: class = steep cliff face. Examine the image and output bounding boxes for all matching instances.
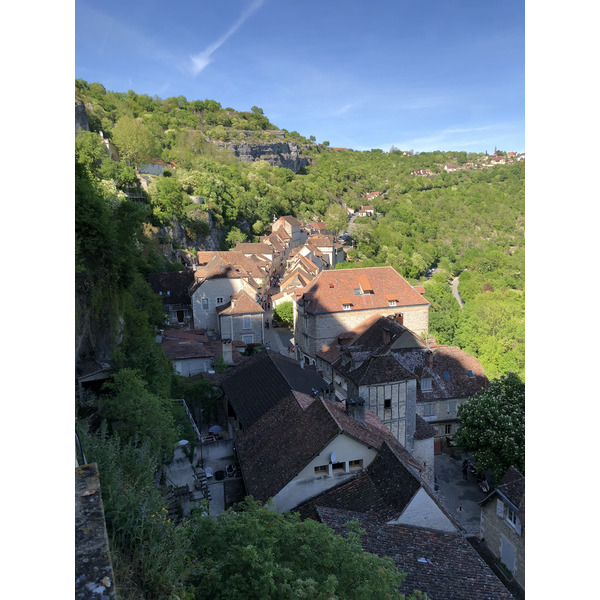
[213,132,313,172]
[75,101,90,134]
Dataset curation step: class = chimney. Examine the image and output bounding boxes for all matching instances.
[346,397,365,424]
[221,339,234,365]
[395,313,404,326]
[426,350,434,369]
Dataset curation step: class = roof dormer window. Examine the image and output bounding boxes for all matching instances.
[421,377,432,392]
[343,304,352,311]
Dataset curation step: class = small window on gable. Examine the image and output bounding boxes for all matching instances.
[243,315,252,329]
[349,459,363,469]
[216,297,224,305]
[202,298,209,310]
[314,465,328,474]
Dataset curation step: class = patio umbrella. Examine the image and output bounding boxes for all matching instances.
[208,425,223,434]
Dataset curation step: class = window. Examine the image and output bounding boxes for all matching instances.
[448,401,457,414]
[388,300,397,307]
[421,377,432,391]
[444,424,452,435]
[442,371,451,381]
[216,297,224,305]
[384,398,392,419]
[314,465,328,474]
[353,288,362,296]
[496,499,504,518]
[424,404,434,417]
[202,298,209,310]
[349,459,363,469]
[342,304,351,311]
[332,462,346,472]
[243,315,251,329]
[242,334,254,345]
[466,369,475,378]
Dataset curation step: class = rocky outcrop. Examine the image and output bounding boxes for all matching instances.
[212,132,312,172]
[75,101,89,134]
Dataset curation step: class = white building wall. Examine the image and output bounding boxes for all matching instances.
[173,357,212,377]
[191,279,246,330]
[271,434,378,513]
[387,488,457,532]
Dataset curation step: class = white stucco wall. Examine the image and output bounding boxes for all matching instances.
[191,279,247,330]
[387,487,457,532]
[173,357,212,377]
[271,434,378,513]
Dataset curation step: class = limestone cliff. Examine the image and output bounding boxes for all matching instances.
[212,131,313,172]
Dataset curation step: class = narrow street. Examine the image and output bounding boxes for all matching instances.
[263,307,294,356]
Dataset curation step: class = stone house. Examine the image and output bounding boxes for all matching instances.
[190,253,261,334]
[479,468,525,593]
[393,344,488,450]
[160,329,244,376]
[315,314,437,482]
[271,215,307,250]
[358,205,375,216]
[294,266,429,366]
[138,158,168,175]
[147,270,195,326]
[216,289,265,346]
[235,390,428,513]
[305,234,345,267]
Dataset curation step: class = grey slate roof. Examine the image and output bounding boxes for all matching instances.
[147,270,194,305]
[316,507,515,600]
[221,350,329,429]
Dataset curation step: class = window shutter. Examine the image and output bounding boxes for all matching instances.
[496,499,504,517]
[515,516,522,536]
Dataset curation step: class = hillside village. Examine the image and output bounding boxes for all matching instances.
[75,92,525,599]
[77,206,524,599]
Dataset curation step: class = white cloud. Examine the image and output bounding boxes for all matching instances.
[189,0,265,76]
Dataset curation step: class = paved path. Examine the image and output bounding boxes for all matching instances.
[263,308,294,356]
[451,277,464,309]
[434,452,488,535]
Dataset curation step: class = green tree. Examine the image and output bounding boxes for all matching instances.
[453,373,525,481]
[150,177,188,224]
[99,368,177,457]
[324,203,348,236]
[112,115,156,168]
[225,226,246,248]
[188,497,415,599]
[273,301,294,327]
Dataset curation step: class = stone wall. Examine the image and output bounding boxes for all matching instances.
[480,500,525,590]
[296,304,429,359]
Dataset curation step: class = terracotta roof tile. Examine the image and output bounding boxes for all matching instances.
[298,267,428,314]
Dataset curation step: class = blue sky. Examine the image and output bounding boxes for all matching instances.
[76,0,524,153]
